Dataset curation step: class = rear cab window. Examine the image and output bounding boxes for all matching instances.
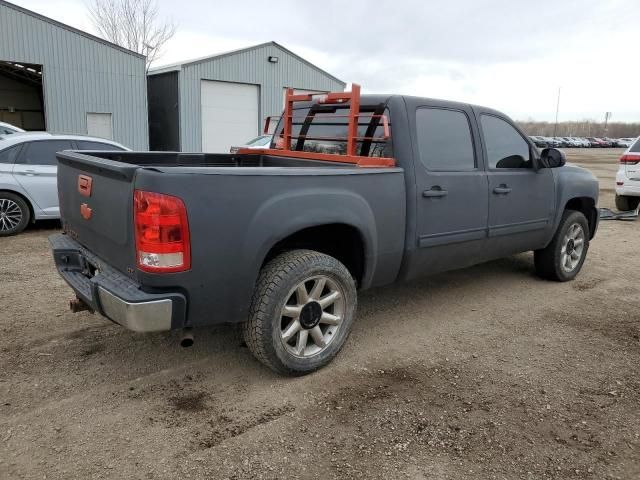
[272,104,392,158]
[415,108,475,171]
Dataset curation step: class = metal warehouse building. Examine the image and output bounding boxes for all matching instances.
[147,42,345,152]
[0,0,148,149]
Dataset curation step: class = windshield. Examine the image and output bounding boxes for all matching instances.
[245,135,272,147]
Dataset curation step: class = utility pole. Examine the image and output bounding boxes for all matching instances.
[553,87,561,137]
[603,112,611,137]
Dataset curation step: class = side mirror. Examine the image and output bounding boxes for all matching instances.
[539,148,566,168]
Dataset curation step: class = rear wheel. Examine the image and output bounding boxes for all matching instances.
[534,210,589,282]
[615,194,640,212]
[243,249,357,376]
[0,193,30,236]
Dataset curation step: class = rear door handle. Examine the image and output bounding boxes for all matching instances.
[493,185,512,194]
[423,187,448,198]
[21,169,38,176]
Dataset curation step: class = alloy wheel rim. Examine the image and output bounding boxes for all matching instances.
[0,199,22,231]
[560,223,585,272]
[280,275,345,358]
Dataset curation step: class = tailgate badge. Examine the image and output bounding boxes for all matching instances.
[78,175,93,197]
[80,203,93,220]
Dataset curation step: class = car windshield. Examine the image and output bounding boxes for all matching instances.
[245,135,272,147]
[630,138,640,152]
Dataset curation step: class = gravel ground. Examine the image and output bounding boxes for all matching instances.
[1,149,639,479]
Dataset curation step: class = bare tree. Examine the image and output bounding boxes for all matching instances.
[86,0,176,70]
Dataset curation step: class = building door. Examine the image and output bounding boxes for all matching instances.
[87,113,113,140]
[201,80,259,153]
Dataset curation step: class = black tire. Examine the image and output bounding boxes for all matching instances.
[534,210,589,282]
[242,249,357,376]
[0,192,30,236]
[615,194,640,212]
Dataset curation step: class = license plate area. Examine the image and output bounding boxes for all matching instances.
[54,250,99,279]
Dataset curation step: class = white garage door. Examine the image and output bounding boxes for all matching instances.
[86,112,113,140]
[201,80,259,153]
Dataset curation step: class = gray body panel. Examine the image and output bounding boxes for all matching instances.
[51,94,599,329]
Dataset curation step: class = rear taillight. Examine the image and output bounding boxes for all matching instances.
[620,154,640,164]
[134,190,190,273]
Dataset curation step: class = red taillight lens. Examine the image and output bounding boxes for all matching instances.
[134,190,190,273]
[620,154,640,164]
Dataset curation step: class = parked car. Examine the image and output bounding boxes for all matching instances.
[0,121,25,135]
[0,132,128,235]
[529,136,548,148]
[560,137,579,148]
[614,138,636,148]
[572,137,591,148]
[50,86,599,375]
[615,137,640,211]
[553,137,571,148]
[586,137,608,148]
[541,137,561,148]
[229,134,273,154]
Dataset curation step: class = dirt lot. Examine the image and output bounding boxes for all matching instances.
[1,148,639,479]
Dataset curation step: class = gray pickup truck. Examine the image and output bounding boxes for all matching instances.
[50,87,599,375]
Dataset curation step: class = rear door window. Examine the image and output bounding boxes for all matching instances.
[415,108,475,171]
[0,145,21,164]
[20,140,74,166]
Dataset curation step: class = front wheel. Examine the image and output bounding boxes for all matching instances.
[534,210,589,282]
[243,250,357,376]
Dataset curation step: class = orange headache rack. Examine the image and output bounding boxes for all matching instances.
[237,84,396,168]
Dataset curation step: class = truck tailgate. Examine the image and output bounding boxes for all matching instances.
[57,151,139,276]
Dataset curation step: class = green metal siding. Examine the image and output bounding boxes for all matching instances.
[0,1,148,149]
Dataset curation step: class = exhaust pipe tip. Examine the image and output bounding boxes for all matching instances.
[179,328,194,348]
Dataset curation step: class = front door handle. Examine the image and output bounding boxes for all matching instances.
[20,169,38,176]
[423,187,448,198]
[493,185,512,195]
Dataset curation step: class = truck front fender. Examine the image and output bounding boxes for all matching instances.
[551,165,600,239]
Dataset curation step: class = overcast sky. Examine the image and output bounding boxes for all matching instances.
[11,0,640,122]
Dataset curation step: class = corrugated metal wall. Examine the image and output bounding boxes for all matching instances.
[0,1,148,149]
[177,43,345,152]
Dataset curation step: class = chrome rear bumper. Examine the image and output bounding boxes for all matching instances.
[97,287,173,332]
